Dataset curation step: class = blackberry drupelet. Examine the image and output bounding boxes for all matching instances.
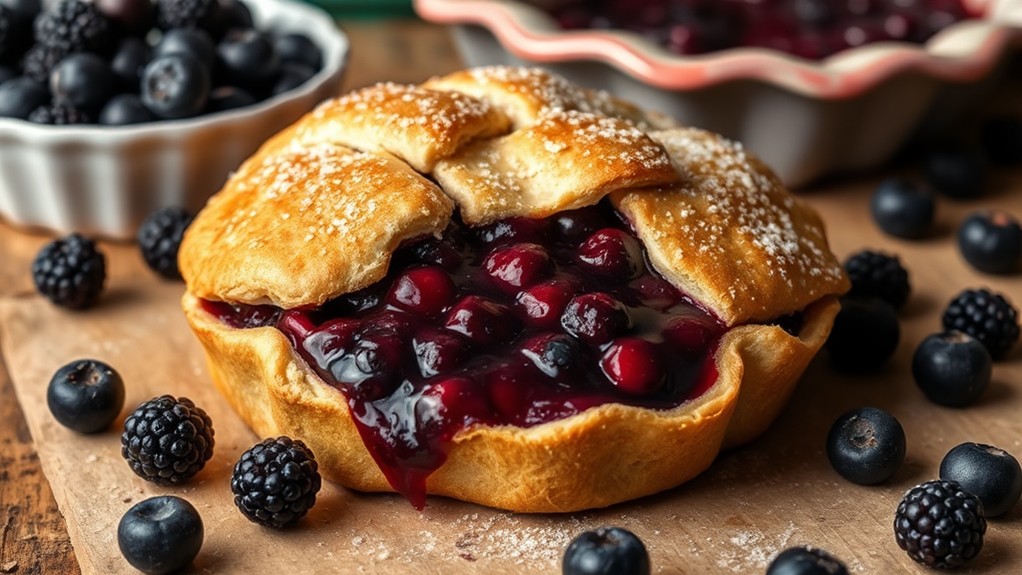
[34,0,113,55]
[843,250,911,309]
[942,288,1020,359]
[31,233,106,309]
[894,479,986,569]
[231,437,321,528]
[21,43,69,83]
[28,99,91,124]
[137,206,194,279]
[154,0,217,30]
[121,395,214,486]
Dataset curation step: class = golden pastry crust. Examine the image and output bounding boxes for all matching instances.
[614,128,850,326]
[180,66,849,512]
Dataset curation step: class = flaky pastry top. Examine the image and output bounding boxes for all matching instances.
[180,66,848,325]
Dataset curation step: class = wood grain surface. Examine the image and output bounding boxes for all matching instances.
[1,18,1021,575]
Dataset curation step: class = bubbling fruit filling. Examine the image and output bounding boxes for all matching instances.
[541,0,981,60]
[202,204,788,508]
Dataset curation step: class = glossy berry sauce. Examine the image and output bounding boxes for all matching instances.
[202,205,727,508]
[543,0,981,60]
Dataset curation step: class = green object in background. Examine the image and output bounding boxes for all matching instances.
[307,0,415,18]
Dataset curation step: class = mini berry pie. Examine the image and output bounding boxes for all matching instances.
[179,67,849,512]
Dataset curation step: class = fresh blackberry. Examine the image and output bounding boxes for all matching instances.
[31,233,106,309]
[894,479,986,569]
[843,250,910,309]
[942,288,1020,359]
[137,206,194,280]
[231,437,321,529]
[121,395,215,486]
[21,43,69,83]
[154,0,217,30]
[34,0,113,55]
[28,99,91,124]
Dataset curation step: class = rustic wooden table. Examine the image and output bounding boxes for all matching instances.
[1,19,1020,575]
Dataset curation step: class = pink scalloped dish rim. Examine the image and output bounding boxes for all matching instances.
[414,0,1022,98]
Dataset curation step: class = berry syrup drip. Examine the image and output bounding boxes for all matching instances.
[203,204,729,509]
[542,0,981,60]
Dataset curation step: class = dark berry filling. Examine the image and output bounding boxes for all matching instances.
[540,0,982,60]
[202,206,737,508]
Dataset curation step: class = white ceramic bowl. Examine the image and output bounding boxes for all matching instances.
[0,0,348,239]
[415,0,1022,187]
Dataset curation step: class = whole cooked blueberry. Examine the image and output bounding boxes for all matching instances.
[47,359,125,433]
[912,331,991,407]
[826,406,905,485]
[980,116,1022,167]
[153,28,215,70]
[0,76,48,119]
[562,526,650,575]
[272,62,315,95]
[274,32,322,71]
[924,142,987,200]
[99,93,155,125]
[110,37,151,92]
[957,211,1021,275]
[940,442,1022,517]
[118,496,203,575]
[870,178,936,239]
[216,29,280,91]
[140,54,210,119]
[50,52,115,112]
[825,297,900,373]
[205,85,255,112]
[766,546,849,575]
[0,65,17,86]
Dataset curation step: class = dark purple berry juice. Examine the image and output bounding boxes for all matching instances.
[203,205,726,508]
[543,0,982,60]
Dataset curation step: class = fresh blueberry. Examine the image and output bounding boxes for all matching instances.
[110,37,150,92]
[825,297,900,373]
[46,359,125,433]
[274,32,322,71]
[980,116,1022,167]
[205,85,255,113]
[216,29,280,91]
[0,65,16,86]
[912,331,992,407]
[870,178,936,239]
[924,142,987,200]
[153,28,215,71]
[99,93,155,125]
[766,546,849,575]
[272,62,315,95]
[562,526,650,575]
[940,442,1022,517]
[206,0,252,39]
[118,495,203,575]
[50,52,115,113]
[957,211,1021,275]
[0,76,48,119]
[826,406,905,485]
[140,54,210,119]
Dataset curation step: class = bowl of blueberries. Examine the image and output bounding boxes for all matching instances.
[0,0,348,239]
[415,0,1022,186]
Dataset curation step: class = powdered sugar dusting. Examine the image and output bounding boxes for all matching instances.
[715,523,800,572]
[463,66,662,129]
[652,127,844,293]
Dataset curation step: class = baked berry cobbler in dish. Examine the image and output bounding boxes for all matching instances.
[180,66,849,512]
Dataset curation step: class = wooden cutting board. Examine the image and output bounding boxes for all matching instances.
[2,178,1021,574]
